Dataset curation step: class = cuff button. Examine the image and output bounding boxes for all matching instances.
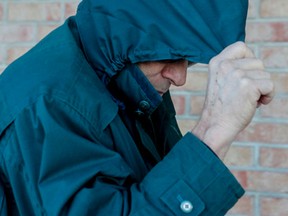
[180,200,193,213]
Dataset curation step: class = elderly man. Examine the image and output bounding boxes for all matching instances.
[0,0,274,215]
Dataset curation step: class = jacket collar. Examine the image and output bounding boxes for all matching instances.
[107,64,162,116]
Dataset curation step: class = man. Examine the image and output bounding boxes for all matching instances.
[0,0,274,215]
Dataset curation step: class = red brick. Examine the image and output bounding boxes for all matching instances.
[0,24,35,43]
[177,119,198,135]
[260,147,288,168]
[232,171,249,188]
[227,195,254,216]
[190,95,205,115]
[261,197,288,216]
[7,46,31,64]
[0,2,4,21]
[65,2,79,18]
[37,24,59,41]
[247,0,258,18]
[271,73,288,94]
[234,171,288,193]
[8,3,61,21]
[237,122,288,144]
[260,46,288,68]
[260,0,288,17]
[224,146,254,167]
[246,21,288,42]
[260,97,288,118]
[176,71,208,92]
[248,171,288,193]
[0,46,5,64]
[0,65,7,74]
[45,3,62,22]
[171,95,186,115]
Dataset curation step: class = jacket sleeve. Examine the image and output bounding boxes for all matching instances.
[4,96,244,216]
[139,132,244,215]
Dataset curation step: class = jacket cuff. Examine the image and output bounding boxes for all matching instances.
[164,132,244,215]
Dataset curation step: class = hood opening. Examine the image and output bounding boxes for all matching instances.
[75,0,248,77]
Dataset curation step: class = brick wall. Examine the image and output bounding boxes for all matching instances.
[0,0,287,215]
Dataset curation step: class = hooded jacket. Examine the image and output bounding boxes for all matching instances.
[0,0,248,215]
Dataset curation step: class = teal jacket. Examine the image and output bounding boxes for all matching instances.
[0,0,248,215]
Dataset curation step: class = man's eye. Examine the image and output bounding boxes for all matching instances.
[161,60,178,64]
[161,59,195,67]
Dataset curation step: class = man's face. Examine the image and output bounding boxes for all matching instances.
[138,60,192,96]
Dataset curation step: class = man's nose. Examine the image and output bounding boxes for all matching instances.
[163,61,187,86]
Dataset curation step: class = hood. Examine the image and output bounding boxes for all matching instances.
[75,0,248,77]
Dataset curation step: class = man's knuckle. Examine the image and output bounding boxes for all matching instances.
[219,59,232,71]
[237,41,247,49]
[209,56,218,66]
[268,80,275,92]
[256,59,265,69]
[263,71,271,79]
[235,41,245,48]
[233,69,244,78]
[240,77,252,88]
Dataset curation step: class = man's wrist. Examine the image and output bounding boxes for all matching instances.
[191,117,236,160]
